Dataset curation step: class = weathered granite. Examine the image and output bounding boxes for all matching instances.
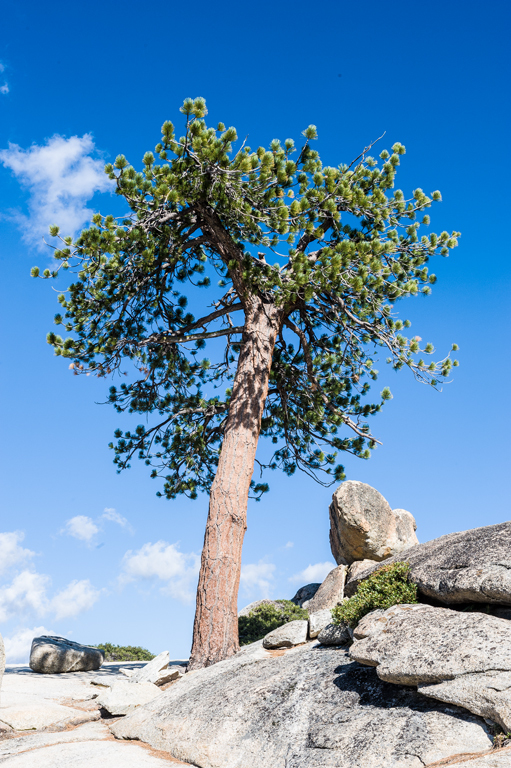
[262,620,308,649]
[329,481,418,565]
[29,637,104,674]
[344,521,511,604]
[307,565,347,613]
[111,640,492,768]
[352,608,387,639]
[350,603,511,731]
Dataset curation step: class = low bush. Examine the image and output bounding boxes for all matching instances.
[238,600,309,645]
[331,561,418,628]
[94,643,155,661]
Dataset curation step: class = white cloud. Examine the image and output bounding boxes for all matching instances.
[0,569,100,624]
[0,63,5,72]
[120,541,200,603]
[0,528,101,626]
[50,579,100,620]
[289,561,335,585]
[0,570,50,622]
[0,84,9,95]
[0,531,35,576]
[3,626,55,664]
[284,541,294,549]
[63,515,99,543]
[102,508,133,533]
[240,561,276,598]
[0,134,112,248]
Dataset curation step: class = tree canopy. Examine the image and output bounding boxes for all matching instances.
[37,97,459,504]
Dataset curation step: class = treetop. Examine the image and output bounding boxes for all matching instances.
[35,97,459,500]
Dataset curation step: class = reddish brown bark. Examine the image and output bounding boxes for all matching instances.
[188,298,281,670]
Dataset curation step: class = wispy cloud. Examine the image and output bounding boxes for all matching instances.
[240,561,276,598]
[0,570,51,622]
[0,134,112,249]
[3,626,55,664]
[102,508,134,533]
[0,62,7,94]
[62,515,99,543]
[120,541,200,603]
[50,579,101,620]
[0,531,35,576]
[289,561,335,585]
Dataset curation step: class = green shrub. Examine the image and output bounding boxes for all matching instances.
[331,561,418,628]
[94,643,155,661]
[238,600,309,646]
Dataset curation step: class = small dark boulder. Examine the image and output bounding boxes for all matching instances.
[29,636,104,674]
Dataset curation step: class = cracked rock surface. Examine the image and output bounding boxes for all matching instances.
[111,640,492,768]
[0,731,187,766]
[345,521,511,604]
[0,664,188,766]
[350,604,511,731]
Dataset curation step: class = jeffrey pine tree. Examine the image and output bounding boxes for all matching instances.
[35,98,459,669]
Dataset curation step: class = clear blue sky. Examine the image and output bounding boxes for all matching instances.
[0,0,510,663]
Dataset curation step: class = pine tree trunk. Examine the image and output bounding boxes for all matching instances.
[187,299,280,670]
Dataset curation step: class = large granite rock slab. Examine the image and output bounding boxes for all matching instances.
[0,722,111,759]
[344,521,511,604]
[0,739,189,767]
[329,481,418,565]
[307,565,347,613]
[0,703,98,731]
[289,584,321,609]
[350,603,511,731]
[29,636,104,674]
[111,640,492,768]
